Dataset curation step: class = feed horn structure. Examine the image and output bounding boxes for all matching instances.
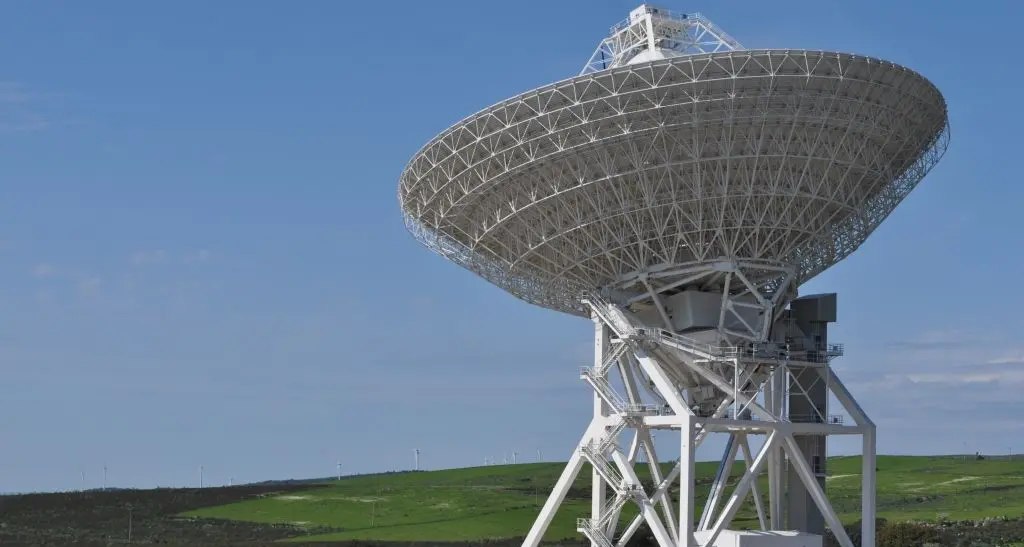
[399,5,949,547]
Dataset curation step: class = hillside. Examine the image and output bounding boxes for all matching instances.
[0,482,335,546]
[187,455,1024,542]
[1,456,1022,545]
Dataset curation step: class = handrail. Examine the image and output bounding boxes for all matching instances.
[789,413,845,425]
[580,442,624,488]
[609,9,709,34]
[576,519,616,547]
[580,367,629,412]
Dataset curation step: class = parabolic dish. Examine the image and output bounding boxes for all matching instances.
[399,49,949,316]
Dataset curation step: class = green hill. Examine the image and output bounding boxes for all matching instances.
[185,456,1024,542]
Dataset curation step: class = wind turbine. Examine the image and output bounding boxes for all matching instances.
[414,448,421,471]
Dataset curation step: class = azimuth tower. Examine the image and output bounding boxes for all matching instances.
[399,5,949,547]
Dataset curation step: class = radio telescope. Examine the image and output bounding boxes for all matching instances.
[399,5,948,547]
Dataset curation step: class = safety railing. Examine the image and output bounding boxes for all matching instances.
[583,298,845,367]
[580,367,629,412]
[610,8,706,34]
[789,413,845,425]
[580,443,624,489]
[577,519,615,547]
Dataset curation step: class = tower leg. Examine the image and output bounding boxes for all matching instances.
[678,413,695,547]
[641,432,677,543]
[521,298,874,547]
[782,435,855,547]
[767,367,786,528]
[591,319,612,546]
[862,425,877,547]
[704,432,778,546]
[521,428,595,547]
[699,435,737,530]
[738,434,769,530]
[787,364,827,534]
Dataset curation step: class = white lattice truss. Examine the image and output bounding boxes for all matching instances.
[581,8,742,74]
[398,49,949,317]
[399,9,948,547]
[520,299,877,547]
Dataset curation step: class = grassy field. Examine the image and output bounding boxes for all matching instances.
[185,456,1024,542]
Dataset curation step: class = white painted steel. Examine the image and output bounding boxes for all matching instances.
[580,6,741,75]
[400,5,942,546]
[399,48,949,317]
[518,299,879,547]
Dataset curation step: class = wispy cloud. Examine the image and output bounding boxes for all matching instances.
[32,263,56,278]
[836,328,1024,451]
[0,82,53,132]
[0,83,32,103]
[28,261,104,298]
[884,329,981,351]
[905,370,1024,385]
[988,353,1024,366]
[183,250,211,265]
[130,250,169,266]
[77,276,102,295]
[27,249,215,306]
[130,249,212,267]
[900,351,1024,386]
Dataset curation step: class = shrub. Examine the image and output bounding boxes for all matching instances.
[877,522,942,547]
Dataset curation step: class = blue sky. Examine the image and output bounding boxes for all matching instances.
[0,0,1021,493]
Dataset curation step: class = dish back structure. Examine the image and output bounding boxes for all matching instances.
[399,5,948,547]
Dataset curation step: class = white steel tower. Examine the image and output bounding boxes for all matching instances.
[399,4,949,547]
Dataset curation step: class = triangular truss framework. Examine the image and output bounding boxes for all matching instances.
[521,299,877,547]
[581,7,742,75]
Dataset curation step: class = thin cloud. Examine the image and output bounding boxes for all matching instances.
[905,371,1020,385]
[988,353,1024,366]
[77,277,102,295]
[879,354,1024,387]
[0,82,33,103]
[32,263,56,278]
[28,262,104,298]
[130,250,169,266]
[183,250,211,265]
[884,329,993,351]
[0,113,50,132]
[0,82,52,133]
[131,249,213,267]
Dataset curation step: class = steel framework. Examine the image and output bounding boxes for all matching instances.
[520,296,875,547]
[580,6,742,74]
[398,5,948,547]
[399,47,949,317]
